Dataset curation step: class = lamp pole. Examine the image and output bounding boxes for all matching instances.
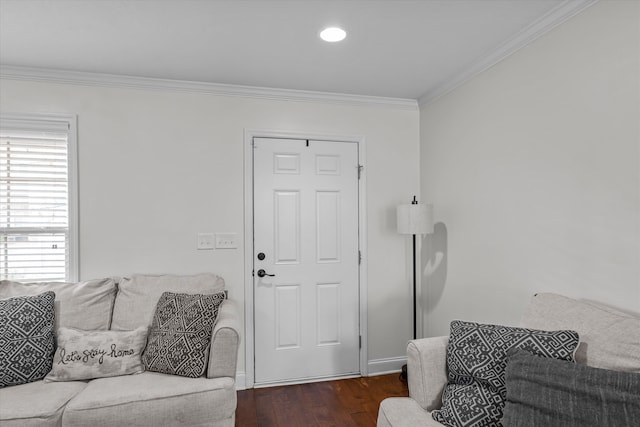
[411,196,418,340]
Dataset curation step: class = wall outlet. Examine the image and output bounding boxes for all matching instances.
[215,233,238,249]
[197,233,215,250]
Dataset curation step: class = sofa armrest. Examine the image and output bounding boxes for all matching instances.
[207,298,241,379]
[407,335,449,411]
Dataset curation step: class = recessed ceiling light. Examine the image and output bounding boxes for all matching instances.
[320,27,347,43]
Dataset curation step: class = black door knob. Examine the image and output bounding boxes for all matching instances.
[257,269,275,278]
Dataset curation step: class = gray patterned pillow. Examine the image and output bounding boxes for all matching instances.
[432,320,579,427]
[0,291,56,387]
[503,349,640,427]
[142,291,225,378]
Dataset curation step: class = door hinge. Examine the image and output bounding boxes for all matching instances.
[357,164,364,179]
[359,335,362,349]
[358,250,362,265]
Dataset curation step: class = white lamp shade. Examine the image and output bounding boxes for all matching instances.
[397,203,434,235]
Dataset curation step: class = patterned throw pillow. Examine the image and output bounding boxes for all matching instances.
[0,291,56,387]
[142,291,226,378]
[45,327,148,381]
[432,320,579,427]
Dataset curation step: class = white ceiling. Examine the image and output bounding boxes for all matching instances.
[0,0,595,103]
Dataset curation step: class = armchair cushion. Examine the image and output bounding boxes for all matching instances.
[377,397,443,427]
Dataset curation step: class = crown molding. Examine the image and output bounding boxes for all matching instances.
[0,0,596,112]
[0,65,418,111]
[418,0,599,108]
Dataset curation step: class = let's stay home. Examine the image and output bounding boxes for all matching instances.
[58,344,135,365]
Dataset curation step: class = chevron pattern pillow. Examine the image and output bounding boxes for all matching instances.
[142,291,225,378]
[0,291,56,387]
[432,320,579,427]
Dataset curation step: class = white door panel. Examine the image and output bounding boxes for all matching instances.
[253,137,359,384]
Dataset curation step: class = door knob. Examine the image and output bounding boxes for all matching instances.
[256,269,275,278]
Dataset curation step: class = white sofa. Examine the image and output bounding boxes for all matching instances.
[377,293,640,426]
[0,273,240,427]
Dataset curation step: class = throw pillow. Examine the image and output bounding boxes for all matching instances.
[432,320,579,427]
[142,291,226,378]
[503,349,640,427]
[45,327,148,381]
[0,291,56,387]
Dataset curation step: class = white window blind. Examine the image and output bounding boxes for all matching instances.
[1,114,78,282]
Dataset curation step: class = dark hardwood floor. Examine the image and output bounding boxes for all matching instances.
[236,374,408,427]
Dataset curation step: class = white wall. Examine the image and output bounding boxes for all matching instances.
[420,0,640,337]
[0,80,420,374]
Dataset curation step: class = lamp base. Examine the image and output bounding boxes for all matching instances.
[400,363,408,381]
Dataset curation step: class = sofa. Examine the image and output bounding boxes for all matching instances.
[0,273,240,427]
[377,293,640,427]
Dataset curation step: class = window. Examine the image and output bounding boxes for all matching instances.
[1,113,78,282]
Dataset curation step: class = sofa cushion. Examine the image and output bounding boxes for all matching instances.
[503,349,640,427]
[432,320,579,427]
[110,273,225,331]
[143,291,225,378]
[0,380,87,426]
[520,292,640,373]
[0,292,56,387]
[45,327,147,382]
[0,278,117,330]
[378,397,443,427]
[62,371,236,426]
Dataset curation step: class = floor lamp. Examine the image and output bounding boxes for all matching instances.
[397,196,434,380]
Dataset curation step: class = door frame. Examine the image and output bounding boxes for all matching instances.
[243,128,368,388]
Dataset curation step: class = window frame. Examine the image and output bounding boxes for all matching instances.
[1,112,79,282]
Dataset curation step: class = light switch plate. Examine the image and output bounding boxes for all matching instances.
[215,233,238,249]
[197,233,215,250]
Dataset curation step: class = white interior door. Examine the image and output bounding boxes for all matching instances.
[253,137,360,385]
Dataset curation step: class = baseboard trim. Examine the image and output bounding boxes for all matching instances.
[236,357,407,390]
[235,371,247,391]
[367,356,407,376]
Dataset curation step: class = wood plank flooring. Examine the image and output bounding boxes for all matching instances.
[235,374,408,427]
